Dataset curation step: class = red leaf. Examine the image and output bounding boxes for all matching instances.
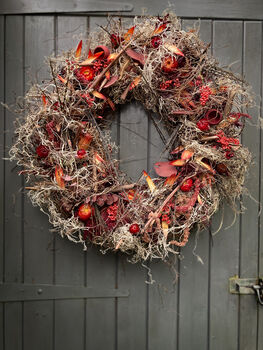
[79,51,103,66]
[75,40,82,59]
[107,97,115,111]
[42,94,47,106]
[126,48,145,65]
[154,161,177,177]
[104,75,118,88]
[153,23,167,35]
[92,90,107,100]
[169,159,186,166]
[123,26,135,41]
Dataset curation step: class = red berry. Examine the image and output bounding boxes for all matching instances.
[151,36,161,48]
[129,223,140,234]
[77,149,86,159]
[36,145,49,158]
[180,178,194,192]
[196,119,210,131]
[78,204,94,221]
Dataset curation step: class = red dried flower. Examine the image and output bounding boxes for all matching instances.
[75,66,95,84]
[129,223,140,234]
[180,178,194,192]
[197,119,210,131]
[162,56,178,73]
[151,36,161,48]
[36,145,49,158]
[77,149,86,159]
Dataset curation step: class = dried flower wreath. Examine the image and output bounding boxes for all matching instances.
[9,14,253,263]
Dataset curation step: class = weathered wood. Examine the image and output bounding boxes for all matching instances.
[3,15,24,350]
[146,111,178,349]
[0,14,4,350]
[259,20,263,349]
[117,102,148,349]
[1,0,263,20]
[176,19,211,350]
[239,21,261,350]
[84,16,117,350]
[54,15,87,350]
[209,20,243,350]
[23,15,55,350]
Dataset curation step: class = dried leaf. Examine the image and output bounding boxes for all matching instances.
[75,40,82,59]
[107,97,115,111]
[94,152,104,164]
[154,161,177,177]
[181,149,194,160]
[164,43,184,57]
[105,70,111,80]
[55,166,65,189]
[107,53,118,62]
[143,170,156,193]
[123,26,135,42]
[78,133,93,150]
[79,51,103,66]
[126,48,145,65]
[162,220,169,239]
[129,76,141,90]
[164,173,178,186]
[104,75,118,88]
[196,157,216,174]
[169,159,186,166]
[42,94,47,107]
[57,74,67,84]
[170,145,184,154]
[92,90,107,100]
[153,23,167,35]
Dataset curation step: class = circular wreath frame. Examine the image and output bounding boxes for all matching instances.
[9,13,254,263]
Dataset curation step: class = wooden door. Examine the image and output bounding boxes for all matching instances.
[0,1,262,349]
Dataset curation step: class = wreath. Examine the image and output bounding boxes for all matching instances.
[9,14,253,263]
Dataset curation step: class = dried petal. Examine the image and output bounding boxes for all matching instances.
[55,166,65,189]
[162,220,169,239]
[164,43,184,57]
[79,51,103,66]
[92,90,107,100]
[181,149,194,160]
[123,26,135,42]
[153,23,167,35]
[75,40,82,59]
[143,170,156,193]
[169,159,186,166]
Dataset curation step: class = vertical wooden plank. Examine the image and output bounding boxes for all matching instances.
[0,14,4,350]
[239,21,261,350]
[53,16,87,350]
[147,109,178,350]
[258,21,263,350]
[209,20,243,350]
[176,19,212,350]
[23,15,55,350]
[117,102,148,350]
[84,16,117,350]
[4,15,24,350]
